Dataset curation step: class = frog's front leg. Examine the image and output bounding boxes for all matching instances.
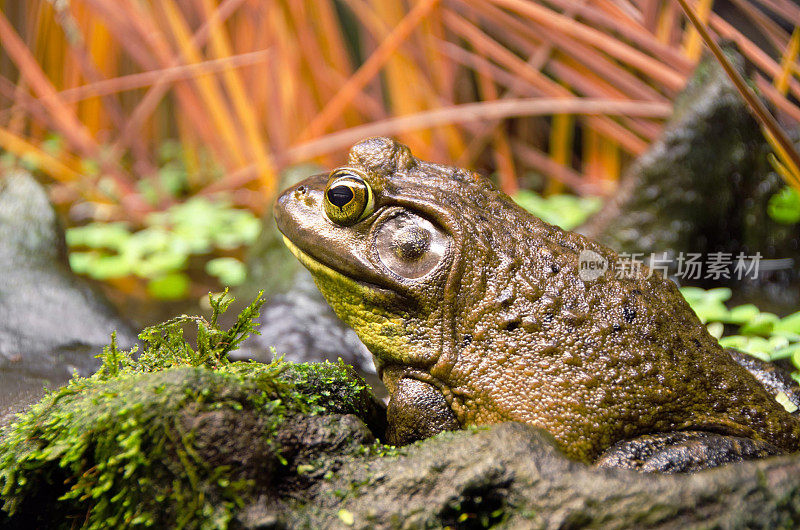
[385,378,460,446]
[594,431,782,473]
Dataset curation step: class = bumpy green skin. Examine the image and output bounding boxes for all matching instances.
[275,137,800,464]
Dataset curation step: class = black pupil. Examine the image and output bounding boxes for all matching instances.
[327,185,354,208]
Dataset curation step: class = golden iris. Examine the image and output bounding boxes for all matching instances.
[323,169,374,225]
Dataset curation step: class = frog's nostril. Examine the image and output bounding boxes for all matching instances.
[290,186,308,202]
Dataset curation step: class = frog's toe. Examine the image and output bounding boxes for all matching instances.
[595,431,783,473]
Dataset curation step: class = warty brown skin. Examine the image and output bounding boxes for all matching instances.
[275,136,800,464]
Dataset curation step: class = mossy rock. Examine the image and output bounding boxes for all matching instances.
[0,360,385,529]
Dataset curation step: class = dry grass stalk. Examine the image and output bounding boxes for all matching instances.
[0,0,797,221]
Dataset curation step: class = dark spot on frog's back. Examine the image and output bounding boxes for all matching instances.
[623,307,636,323]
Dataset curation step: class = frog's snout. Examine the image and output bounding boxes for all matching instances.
[274,173,327,239]
[273,186,292,236]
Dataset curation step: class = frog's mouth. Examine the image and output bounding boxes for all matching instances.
[281,235,397,297]
[282,236,354,287]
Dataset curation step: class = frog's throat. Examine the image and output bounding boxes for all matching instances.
[281,236,415,365]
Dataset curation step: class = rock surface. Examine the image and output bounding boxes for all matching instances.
[0,361,386,529]
[287,423,800,529]
[0,172,136,425]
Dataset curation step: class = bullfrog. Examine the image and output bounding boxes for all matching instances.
[275,136,800,472]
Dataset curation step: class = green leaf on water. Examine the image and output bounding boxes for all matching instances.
[512,190,602,231]
[767,186,800,225]
[206,257,247,287]
[146,273,191,300]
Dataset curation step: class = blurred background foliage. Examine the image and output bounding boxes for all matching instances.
[0,0,799,301]
[682,286,800,382]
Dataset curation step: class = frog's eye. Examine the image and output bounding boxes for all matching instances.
[323,169,374,226]
[376,212,448,279]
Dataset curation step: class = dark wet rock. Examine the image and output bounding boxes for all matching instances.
[4,359,800,528]
[235,167,373,376]
[581,50,800,311]
[0,172,136,422]
[0,373,56,430]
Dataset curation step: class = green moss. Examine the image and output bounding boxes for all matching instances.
[95,288,267,376]
[0,291,384,529]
